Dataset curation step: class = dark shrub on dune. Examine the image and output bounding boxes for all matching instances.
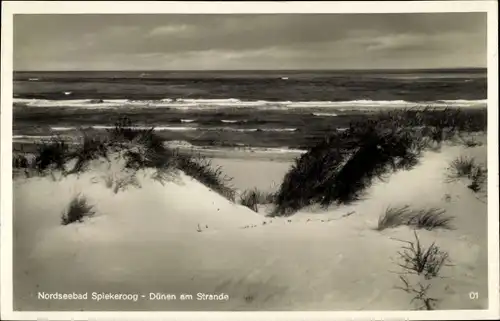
[272,124,421,216]
[34,137,70,172]
[272,107,486,216]
[272,141,347,215]
[319,128,420,206]
[61,194,95,225]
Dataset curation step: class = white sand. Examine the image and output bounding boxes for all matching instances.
[12,141,488,311]
[210,157,293,193]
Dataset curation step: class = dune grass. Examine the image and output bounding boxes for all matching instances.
[393,230,451,279]
[393,231,451,310]
[107,116,155,144]
[61,194,95,225]
[68,132,109,174]
[12,153,31,172]
[14,116,236,201]
[397,277,439,311]
[447,156,478,178]
[446,156,487,192]
[272,126,423,216]
[468,167,487,193]
[377,205,413,230]
[240,190,260,212]
[112,173,142,194]
[175,153,236,201]
[107,118,235,201]
[272,107,487,216]
[377,205,454,231]
[34,136,70,172]
[239,188,276,212]
[458,134,483,148]
[406,208,454,230]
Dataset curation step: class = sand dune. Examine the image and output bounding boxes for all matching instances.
[13,140,488,311]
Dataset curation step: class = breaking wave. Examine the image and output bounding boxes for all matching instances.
[13,98,488,110]
[12,135,306,155]
[48,125,298,133]
[312,112,338,117]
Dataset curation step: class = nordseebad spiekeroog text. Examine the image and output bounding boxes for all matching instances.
[37,292,231,302]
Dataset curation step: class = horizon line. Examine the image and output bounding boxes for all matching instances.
[14,67,487,73]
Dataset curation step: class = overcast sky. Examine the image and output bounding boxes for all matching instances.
[14,13,487,71]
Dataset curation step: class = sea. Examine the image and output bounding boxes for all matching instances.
[13,69,487,151]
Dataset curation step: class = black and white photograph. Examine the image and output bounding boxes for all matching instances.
[1,1,499,320]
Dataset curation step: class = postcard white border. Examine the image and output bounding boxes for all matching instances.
[1,1,499,320]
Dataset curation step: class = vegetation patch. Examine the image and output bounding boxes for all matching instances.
[239,188,276,212]
[61,194,95,225]
[377,205,453,231]
[272,107,487,216]
[34,136,70,173]
[14,117,236,201]
[446,156,487,192]
[175,153,236,201]
[392,231,452,310]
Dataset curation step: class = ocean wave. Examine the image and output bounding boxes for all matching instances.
[260,128,297,132]
[206,127,297,133]
[13,134,56,140]
[96,125,199,132]
[12,135,306,155]
[204,146,307,154]
[220,120,250,124]
[312,112,338,117]
[49,125,197,132]
[48,125,297,133]
[13,134,79,144]
[13,98,487,110]
[166,143,306,154]
[50,127,76,131]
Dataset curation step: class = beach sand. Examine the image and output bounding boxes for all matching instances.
[12,136,488,311]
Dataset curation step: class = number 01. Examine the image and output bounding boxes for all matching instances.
[469,292,479,299]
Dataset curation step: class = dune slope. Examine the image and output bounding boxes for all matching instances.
[13,142,488,311]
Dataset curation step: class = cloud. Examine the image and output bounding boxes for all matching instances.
[363,34,425,51]
[13,13,487,70]
[148,24,193,37]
